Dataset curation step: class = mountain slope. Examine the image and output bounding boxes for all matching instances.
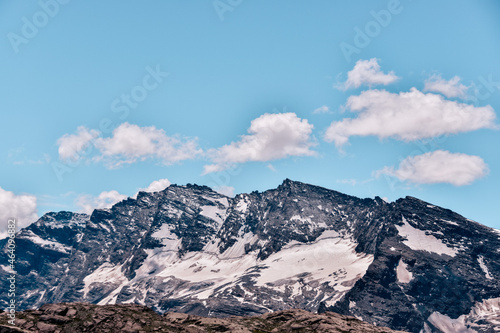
[1,179,498,333]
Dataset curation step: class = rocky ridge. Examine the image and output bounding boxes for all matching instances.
[0,302,408,333]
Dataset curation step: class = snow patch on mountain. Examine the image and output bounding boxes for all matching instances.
[21,230,72,253]
[477,256,493,280]
[92,229,373,310]
[200,204,228,227]
[396,216,458,257]
[425,298,500,333]
[466,297,500,331]
[396,259,413,283]
[219,231,258,259]
[82,263,126,298]
[441,219,459,226]
[290,215,328,229]
[152,224,182,250]
[254,233,373,290]
[426,312,475,333]
[0,265,14,273]
[235,196,249,213]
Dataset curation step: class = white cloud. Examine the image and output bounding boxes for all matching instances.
[203,113,316,173]
[77,179,172,213]
[339,58,399,90]
[325,88,496,148]
[267,164,277,172]
[213,185,235,197]
[95,123,202,167]
[137,178,171,193]
[377,150,488,186]
[313,105,330,114]
[424,74,469,99]
[57,123,202,168]
[57,126,99,161]
[133,178,171,198]
[0,187,38,238]
[76,190,128,214]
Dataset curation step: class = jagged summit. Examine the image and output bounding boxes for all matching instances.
[1,180,498,333]
[35,211,89,226]
[278,177,304,189]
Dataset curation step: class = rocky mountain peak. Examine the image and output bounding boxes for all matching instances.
[35,211,88,229]
[1,179,498,333]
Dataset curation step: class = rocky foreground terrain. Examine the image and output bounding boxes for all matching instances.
[1,179,498,332]
[0,302,408,333]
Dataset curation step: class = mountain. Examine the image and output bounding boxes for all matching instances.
[0,302,408,333]
[0,179,498,332]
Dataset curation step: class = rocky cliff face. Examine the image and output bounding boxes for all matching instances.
[0,302,408,333]
[1,179,498,333]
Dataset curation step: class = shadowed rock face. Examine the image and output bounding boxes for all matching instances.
[0,179,498,333]
[0,302,408,333]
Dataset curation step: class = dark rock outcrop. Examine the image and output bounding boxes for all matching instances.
[0,302,408,332]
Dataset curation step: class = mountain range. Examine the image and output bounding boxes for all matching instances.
[1,179,498,332]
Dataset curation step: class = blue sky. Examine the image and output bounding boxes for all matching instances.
[1,0,499,234]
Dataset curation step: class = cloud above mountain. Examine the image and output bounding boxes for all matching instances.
[203,113,316,174]
[338,58,399,90]
[57,123,202,168]
[137,178,172,193]
[424,74,469,99]
[376,150,489,186]
[76,190,128,214]
[0,187,38,238]
[325,88,496,148]
[76,178,173,214]
[57,126,99,161]
[53,61,497,191]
